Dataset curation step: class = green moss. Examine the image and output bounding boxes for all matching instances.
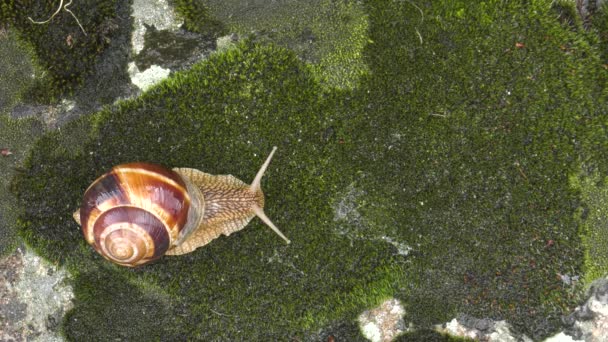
[1,0,124,102]
[300,0,369,89]
[396,329,475,341]
[171,0,225,37]
[345,0,605,338]
[9,0,608,340]
[0,114,44,258]
[13,40,398,339]
[591,2,608,63]
[200,0,369,90]
[0,27,43,114]
[63,269,181,341]
[0,28,43,257]
[550,0,584,29]
[570,172,608,285]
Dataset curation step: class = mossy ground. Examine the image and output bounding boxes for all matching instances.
[570,172,608,285]
[0,115,43,258]
[0,0,128,103]
[0,27,40,114]
[201,0,369,90]
[5,0,608,340]
[0,27,46,256]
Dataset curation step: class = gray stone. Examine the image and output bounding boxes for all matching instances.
[131,0,182,54]
[358,298,407,342]
[0,248,73,342]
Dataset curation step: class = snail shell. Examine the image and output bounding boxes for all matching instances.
[73,147,289,267]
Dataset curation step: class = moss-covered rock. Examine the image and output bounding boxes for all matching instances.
[171,0,225,37]
[8,0,608,340]
[0,29,46,257]
[571,172,608,285]
[1,0,125,102]
[0,27,41,114]
[351,0,606,337]
[199,0,369,90]
[0,115,44,258]
[13,40,400,339]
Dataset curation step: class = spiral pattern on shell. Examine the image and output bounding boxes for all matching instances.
[78,163,194,266]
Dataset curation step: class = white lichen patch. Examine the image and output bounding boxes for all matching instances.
[128,62,171,91]
[0,247,74,342]
[358,298,407,342]
[333,184,412,256]
[544,332,583,342]
[266,250,305,276]
[131,0,182,54]
[443,318,481,340]
[567,277,608,342]
[439,316,534,342]
[333,184,366,223]
[380,236,412,257]
[215,34,239,55]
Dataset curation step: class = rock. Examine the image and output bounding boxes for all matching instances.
[128,63,171,91]
[131,0,183,55]
[129,1,217,91]
[358,298,407,342]
[0,247,74,342]
[439,314,534,342]
[564,277,608,342]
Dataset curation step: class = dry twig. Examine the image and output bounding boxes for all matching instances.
[28,0,87,35]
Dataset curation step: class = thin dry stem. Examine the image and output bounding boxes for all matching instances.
[28,0,87,35]
[404,0,424,44]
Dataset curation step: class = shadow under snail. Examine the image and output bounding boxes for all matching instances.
[73,146,290,267]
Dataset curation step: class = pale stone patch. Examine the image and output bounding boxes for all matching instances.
[438,316,534,342]
[131,0,182,54]
[358,298,407,342]
[0,248,74,342]
[544,332,583,342]
[569,277,608,342]
[128,62,171,91]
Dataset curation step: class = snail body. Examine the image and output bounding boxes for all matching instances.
[73,147,289,267]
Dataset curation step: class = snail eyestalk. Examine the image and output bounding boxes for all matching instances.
[250,146,290,244]
[253,205,291,244]
[251,146,277,193]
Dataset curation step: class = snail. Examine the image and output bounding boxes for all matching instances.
[73,146,289,267]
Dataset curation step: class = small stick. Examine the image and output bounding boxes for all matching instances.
[28,0,87,35]
[28,0,64,25]
[514,161,528,181]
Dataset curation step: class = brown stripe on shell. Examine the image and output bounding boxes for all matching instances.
[80,170,130,244]
[93,206,170,266]
[80,163,192,251]
[112,163,190,240]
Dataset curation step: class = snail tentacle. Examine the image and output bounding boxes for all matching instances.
[252,205,290,244]
[250,146,277,194]
[249,146,290,243]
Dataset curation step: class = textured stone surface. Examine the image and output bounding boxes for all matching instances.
[3,0,608,340]
[358,298,407,342]
[131,0,182,54]
[563,277,608,342]
[0,248,73,342]
[128,62,171,91]
[438,314,534,342]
